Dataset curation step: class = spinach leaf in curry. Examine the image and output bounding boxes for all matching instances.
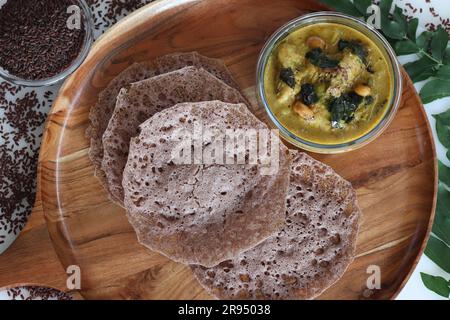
[279,67,296,88]
[299,84,318,106]
[305,48,340,68]
[328,92,363,128]
[338,39,368,63]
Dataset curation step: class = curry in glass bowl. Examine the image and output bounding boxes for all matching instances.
[257,12,402,153]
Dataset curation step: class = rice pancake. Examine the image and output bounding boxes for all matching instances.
[122,101,291,267]
[191,151,360,299]
[87,62,156,188]
[88,52,239,190]
[102,66,248,204]
[154,51,239,90]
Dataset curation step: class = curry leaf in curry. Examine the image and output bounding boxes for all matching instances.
[299,84,318,106]
[338,39,367,62]
[279,68,296,88]
[328,92,363,128]
[306,48,340,69]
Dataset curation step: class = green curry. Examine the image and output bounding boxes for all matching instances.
[264,23,392,145]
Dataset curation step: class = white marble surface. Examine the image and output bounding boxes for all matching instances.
[0,285,71,300]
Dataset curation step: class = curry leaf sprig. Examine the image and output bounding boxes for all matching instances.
[320,0,450,299]
[320,0,450,103]
[424,109,450,299]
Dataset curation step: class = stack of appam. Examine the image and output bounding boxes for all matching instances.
[87,51,361,300]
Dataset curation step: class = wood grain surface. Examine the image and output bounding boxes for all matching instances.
[33,0,438,300]
[0,199,67,290]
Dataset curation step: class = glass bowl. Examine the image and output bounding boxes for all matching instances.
[256,12,403,154]
[0,0,93,87]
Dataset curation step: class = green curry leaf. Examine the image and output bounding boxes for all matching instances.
[434,110,450,148]
[416,31,433,51]
[378,0,392,17]
[444,47,450,65]
[392,6,408,32]
[439,161,450,188]
[405,56,439,83]
[431,26,449,61]
[353,0,372,16]
[381,21,406,40]
[434,109,450,122]
[435,118,450,149]
[420,273,450,298]
[379,1,406,40]
[407,18,419,41]
[433,183,450,245]
[395,39,419,56]
[425,236,450,273]
[436,65,450,80]
[420,80,450,103]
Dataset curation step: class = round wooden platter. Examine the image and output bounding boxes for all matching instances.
[38,0,437,300]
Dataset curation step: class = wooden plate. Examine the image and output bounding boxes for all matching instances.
[38,0,437,300]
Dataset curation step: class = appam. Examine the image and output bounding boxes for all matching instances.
[191,151,360,299]
[122,101,291,267]
[88,62,156,187]
[102,66,248,204]
[88,52,239,189]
